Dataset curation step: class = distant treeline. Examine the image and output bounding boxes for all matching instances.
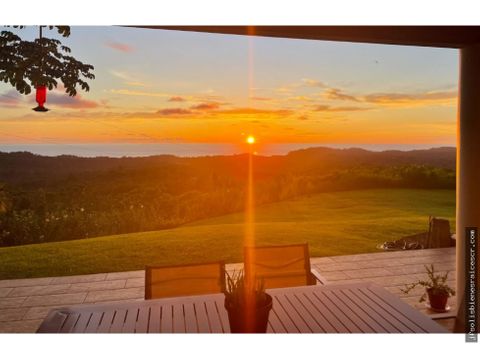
[0,147,455,247]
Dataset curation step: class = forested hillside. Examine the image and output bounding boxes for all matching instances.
[0,147,455,246]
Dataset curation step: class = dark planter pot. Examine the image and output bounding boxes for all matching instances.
[225,294,273,333]
[427,288,449,312]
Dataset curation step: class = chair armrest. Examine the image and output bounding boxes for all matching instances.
[310,269,328,285]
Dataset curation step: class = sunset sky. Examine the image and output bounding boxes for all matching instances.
[0,26,459,151]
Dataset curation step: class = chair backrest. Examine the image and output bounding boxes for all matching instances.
[427,216,451,248]
[145,261,226,299]
[244,243,313,289]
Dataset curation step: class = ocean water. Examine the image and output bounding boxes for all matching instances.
[0,143,454,158]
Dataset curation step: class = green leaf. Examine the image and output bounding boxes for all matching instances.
[0,26,94,99]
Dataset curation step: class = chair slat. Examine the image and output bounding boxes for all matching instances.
[244,243,320,289]
[145,262,225,300]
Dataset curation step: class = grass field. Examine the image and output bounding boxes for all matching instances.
[0,189,455,280]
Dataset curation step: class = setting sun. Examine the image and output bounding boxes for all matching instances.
[246,135,256,144]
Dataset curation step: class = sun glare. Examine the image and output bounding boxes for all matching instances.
[246,135,256,144]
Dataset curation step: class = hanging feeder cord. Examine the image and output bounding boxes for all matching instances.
[39,26,44,85]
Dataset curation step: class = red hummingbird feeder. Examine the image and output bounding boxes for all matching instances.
[33,85,49,112]
[32,26,49,112]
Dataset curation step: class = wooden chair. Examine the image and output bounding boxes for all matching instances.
[426,216,453,248]
[244,243,326,289]
[145,261,226,300]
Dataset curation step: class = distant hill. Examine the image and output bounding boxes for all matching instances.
[0,146,456,247]
[283,146,455,172]
[0,146,455,185]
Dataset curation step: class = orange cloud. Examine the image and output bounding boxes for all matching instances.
[216,107,293,116]
[156,108,193,116]
[140,104,294,120]
[0,90,22,107]
[105,42,134,53]
[109,71,146,87]
[44,93,99,109]
[314,105,371,112]
[250,96,272,101]
[110,89,169,97]
[364,90,457,106]
[324,88,360,102]
[276,78,326,94]
[302,78,327,87]
[124,81,147,87]
[190,102,221,111]
[288,96,314,102]
[168,96,187,102]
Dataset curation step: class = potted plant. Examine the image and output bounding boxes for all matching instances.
[401,264,455,312]
[224,270,273,333]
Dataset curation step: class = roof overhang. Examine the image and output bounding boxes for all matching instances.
[136,26,480,49]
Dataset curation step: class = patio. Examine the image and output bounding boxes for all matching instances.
[0,247,455,333]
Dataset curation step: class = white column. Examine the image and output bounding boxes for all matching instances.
[456,43,480,331]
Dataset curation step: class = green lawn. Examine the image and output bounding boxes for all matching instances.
[0,189,455,280]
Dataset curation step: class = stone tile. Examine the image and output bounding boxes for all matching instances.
[0,288,13,297]
[22,292,87,307]
[0,307,28,321]
[398,255,454,265]
[315,262,368,272]
[362,259,405,268]
[0,319,43,333]
[317,270,351,281]
[390,264,456,277]
[91,298,144,305]
[327,254,373,262]
[343,268,393,279]
[8,284,72,297]
[23,305,74,320]
[327,248,454,264]
[69,279,126,292]
[0,277,53,288]
[125,278,144,288]
[84,287,144,303]
[431,262,456,271]
[330,252,402,262]
[362,274,416,287]
[105,270,144,281]
[310,257,335,265]
[387,264,429,276]
[0,297,26,308]
[50,273,107,285]
[323,278,366,286]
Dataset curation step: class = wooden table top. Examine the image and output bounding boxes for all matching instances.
[37,282,447,333]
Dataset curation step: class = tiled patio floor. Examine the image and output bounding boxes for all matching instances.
[0,247,456,333]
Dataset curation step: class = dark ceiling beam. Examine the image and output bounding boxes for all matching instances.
[135,26,480,49]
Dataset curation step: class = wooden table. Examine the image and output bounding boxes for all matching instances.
[37,282,447,333]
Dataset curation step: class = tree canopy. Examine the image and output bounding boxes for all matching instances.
[0,26,95,96]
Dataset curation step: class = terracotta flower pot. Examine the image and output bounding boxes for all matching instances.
[225,294,273,333]
[427,288,449,312]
